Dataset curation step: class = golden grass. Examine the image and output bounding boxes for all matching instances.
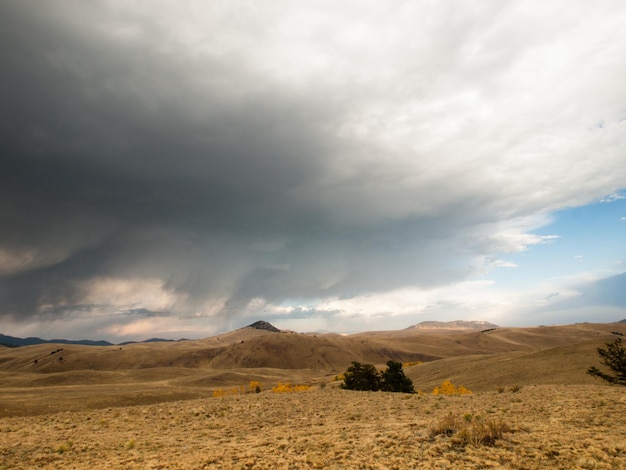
[0,385,624,469]
[429,413,512,447]
[0,322,625,468]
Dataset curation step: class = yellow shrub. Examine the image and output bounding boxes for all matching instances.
[213,385,246,398]
[272,383,311,393]
[249,381,261,393]
[432,380,473,395]
[214,382,310,397]
[402,361,423,367]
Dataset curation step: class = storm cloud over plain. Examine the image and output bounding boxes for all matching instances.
[1,1,625,340]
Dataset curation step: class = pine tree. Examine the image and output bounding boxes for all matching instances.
[340,360,415,393]
[380,360,415,393]
[341,362,381,391]
[587,336,626,386]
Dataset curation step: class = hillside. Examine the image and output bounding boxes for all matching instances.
[0,327,438,374]
[0,322,621,375]
[0,321,623,417]
[403,336,619,392]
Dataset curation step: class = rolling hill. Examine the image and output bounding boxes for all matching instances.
[0,320,624,416]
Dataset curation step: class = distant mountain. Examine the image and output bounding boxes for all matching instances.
[0,333,113,348]
[406,320,499,331]
[144,337,185,343]
[118,338,186,345]
[247,321,281,332]
[619,319,626,323]
[0,334,186,348]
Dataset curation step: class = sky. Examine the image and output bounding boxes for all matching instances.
[1,0,625,342]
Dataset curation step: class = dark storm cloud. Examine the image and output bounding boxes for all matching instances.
[1,1,625,339]
[0,8,329,227]
[1,1,444,323]
[2,4,481,302]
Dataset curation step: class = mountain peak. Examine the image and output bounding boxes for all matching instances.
[406,320,499,331]
[247,321,281,332]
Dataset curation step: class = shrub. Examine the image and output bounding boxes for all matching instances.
[56,441,73,454]
[340,362,381,391]
[456,418,511,446]
[272,383,311,393]
[432,380,472,395]
[341,360,416,393]
[587,336,626,386]
[213,386,246,398]
[402,361,423,367]
[380,360,415,393]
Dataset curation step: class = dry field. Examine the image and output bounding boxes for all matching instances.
[1,322,625,468]
[1,385,625,469]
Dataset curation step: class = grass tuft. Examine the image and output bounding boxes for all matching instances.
[430,413,512,447]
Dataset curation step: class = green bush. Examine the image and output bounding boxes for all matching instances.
[381,360,415,393]
[340,360,415,393]
[341,362,381,391]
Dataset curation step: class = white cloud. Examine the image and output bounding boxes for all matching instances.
[489,259,518,268]
[73,277,179,313]
[601,192,625,203]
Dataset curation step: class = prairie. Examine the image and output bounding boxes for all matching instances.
[0,321,624,468]
[1,385,624,469]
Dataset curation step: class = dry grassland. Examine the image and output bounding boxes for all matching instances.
[1,322,624,468]
[1,384,625,469]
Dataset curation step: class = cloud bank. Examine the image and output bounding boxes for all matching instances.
[1,1,625,340]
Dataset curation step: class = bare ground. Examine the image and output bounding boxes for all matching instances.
[1,384,624,469]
